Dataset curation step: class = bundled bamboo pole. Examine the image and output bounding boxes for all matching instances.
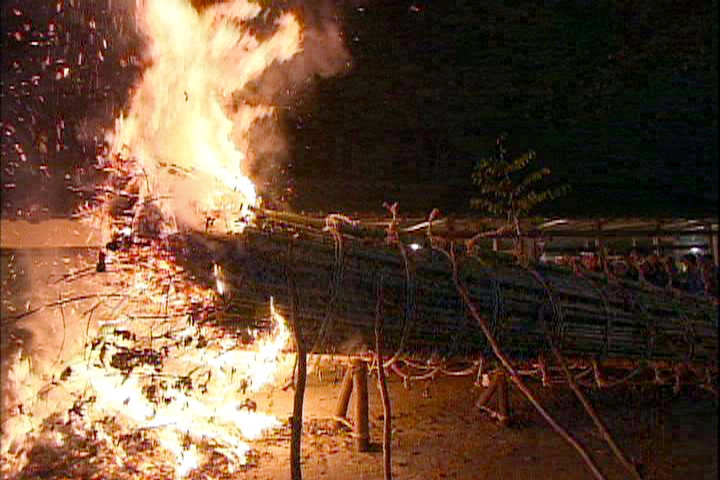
[170,219,717,367]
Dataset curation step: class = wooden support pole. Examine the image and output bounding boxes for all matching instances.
[524,238,538,262]
[375,278,393,480]
[592,359,608,388]
[445,247,608,480]
[552,345,642,480]
[654,221,662,256]
[497,371,510,427]
[291,342,307,480]
[531,266,642,480]
[334,365,355,428]
[596,221,608,274]
[353,359,370,452]
[287,252,306,480]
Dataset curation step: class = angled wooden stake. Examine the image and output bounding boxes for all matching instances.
[475,370,510,426]
[334,364,355,429]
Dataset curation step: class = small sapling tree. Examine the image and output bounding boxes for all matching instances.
[470,133,569,260]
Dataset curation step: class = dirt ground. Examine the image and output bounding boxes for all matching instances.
[241,363,717,480]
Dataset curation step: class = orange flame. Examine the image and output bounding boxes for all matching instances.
[109,0,302,233]
[2,1,305,475]
[1,287,292,477]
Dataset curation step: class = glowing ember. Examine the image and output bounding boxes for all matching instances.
[213,263,225,295]
[107,0,302,233]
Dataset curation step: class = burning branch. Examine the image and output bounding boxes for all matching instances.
[1,293,125,327]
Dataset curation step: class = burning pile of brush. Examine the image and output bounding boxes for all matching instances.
[1,0,320,477]
[1,237,292,477]
[1,166,295,477]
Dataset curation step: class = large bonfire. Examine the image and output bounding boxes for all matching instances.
[105,0,301,234]
[1,0,305,477]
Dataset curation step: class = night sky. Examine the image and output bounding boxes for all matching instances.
[1,0,717,220]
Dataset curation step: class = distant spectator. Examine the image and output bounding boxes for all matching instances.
[644,254,660,287]
[552,256,570,267]
[699,254,718,298]
[626,251,642,282]
[590,253,603,272]
[660,255,678,289]
[610,259,629,278]
[680,254,705,295]
[580,254,593,271]
[568,256,582,274]
[583,253,602,272]
[635,258,651,283]
[645,254,670,288]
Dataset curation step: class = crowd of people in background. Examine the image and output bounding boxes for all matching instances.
[545,251,719,301]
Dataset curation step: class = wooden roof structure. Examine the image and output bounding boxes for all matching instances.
[252,211,719,265]
[343,215,718,239]
[1,214,718,264]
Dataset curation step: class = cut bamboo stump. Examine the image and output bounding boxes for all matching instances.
[353,359,371,452]
[333,361,378,453]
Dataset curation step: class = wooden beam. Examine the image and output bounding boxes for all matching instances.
[507,228,716,239]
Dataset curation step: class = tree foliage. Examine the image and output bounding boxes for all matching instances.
[470,134,570,232]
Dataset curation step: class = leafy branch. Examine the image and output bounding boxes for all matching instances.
[470,133,569,256]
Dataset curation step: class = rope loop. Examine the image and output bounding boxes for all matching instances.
[311,214,356,352]
[377,202,417,367]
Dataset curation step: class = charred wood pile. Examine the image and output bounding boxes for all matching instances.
[169,210,718,367]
